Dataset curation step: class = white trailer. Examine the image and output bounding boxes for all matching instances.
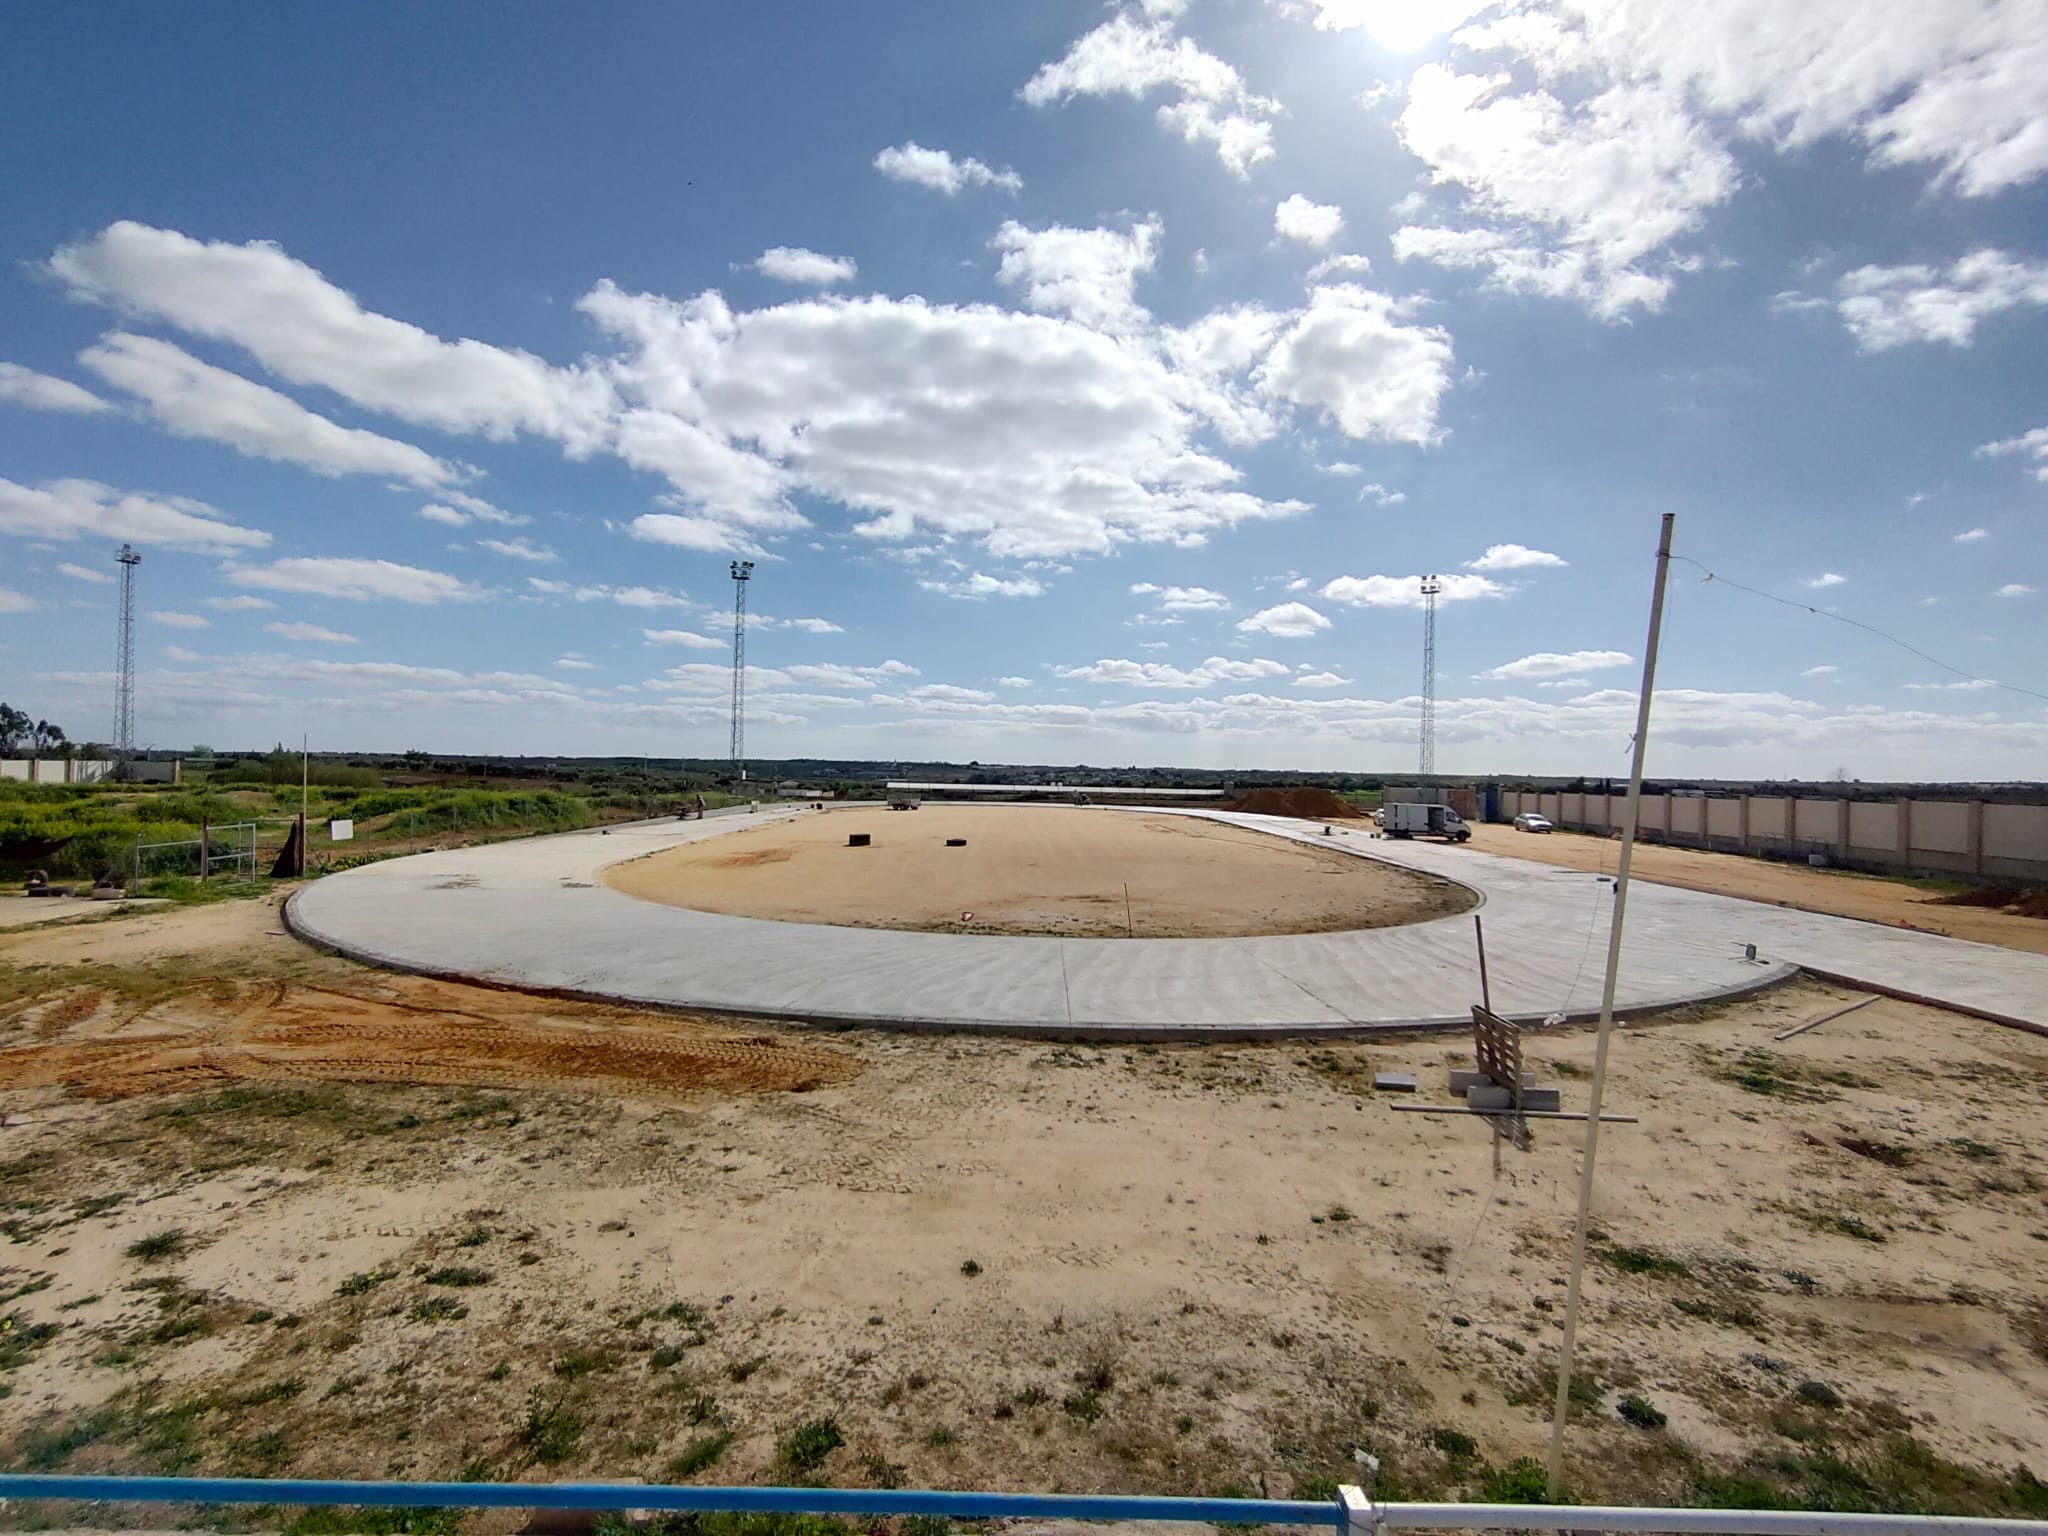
[1381,802,1471,842]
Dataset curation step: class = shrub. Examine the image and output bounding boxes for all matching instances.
[776,1417,843,1475]
[1618,1394,1667,1429]
[1430,1427,1479,1459]
[124,1229,190,1263]
[667,1431,733,1478]
[519,1389,583,1465]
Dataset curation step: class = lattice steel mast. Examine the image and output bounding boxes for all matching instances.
[1419,574,1441,779]
[114,543,142,765]
[728,560,754,783]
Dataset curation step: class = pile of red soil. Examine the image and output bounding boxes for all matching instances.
[1222,786,1367,820]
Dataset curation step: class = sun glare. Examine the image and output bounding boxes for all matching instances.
[1359,0,1485,52]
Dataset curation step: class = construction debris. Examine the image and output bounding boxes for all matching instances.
[1774,993,1879,1042]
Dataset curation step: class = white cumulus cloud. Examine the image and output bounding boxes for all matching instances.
[753,247,859,286]
[79,332,459,486]
[1466,543,1566,571]
[993,217,1161,332]
[1979,425,2048,481]
[643,629,727,650]
[477,536,558,563]
[874,142,1022,195]
[1480,649,1631,680]
[265,621,358,644]
[1274,195,1345,249]
[1835,251,2048,349]
[227,557,483,604]
[0,362,110,415]
[1256,285,1455,445]
[1237,602,1332,638]
[920,572,1046,599]
[1321,572,1505,608]
[1056,654,1292,689]
[1021,8,1278,177]
[0,476,269,553]
[1131,582,1230,611]
[1385,0,2048,318]
[1802,572,1848,589]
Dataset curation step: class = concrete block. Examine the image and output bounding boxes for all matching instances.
[1372,1072,1417,1093]
[1449,1067,1536,1093]
[1465,1084,1563,1112]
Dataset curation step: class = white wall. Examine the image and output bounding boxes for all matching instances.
[1848,800,1896,852]
[1794,799,1837,844]
[1910,800,1969,855]
[1984,803,2048,864]
[0,758,119,783]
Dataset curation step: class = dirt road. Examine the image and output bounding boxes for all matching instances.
[1466,822,2048,955]
[603,804,1472,938]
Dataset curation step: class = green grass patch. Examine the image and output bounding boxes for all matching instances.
[1691,1437,2048,1517]
[1603,1245,1690,1278]
[421,1266,491,1287]
[124,1227,191,1262]
[776,1416,843,1476]
[518,1389,583,1466]
[667,1431,734,1478]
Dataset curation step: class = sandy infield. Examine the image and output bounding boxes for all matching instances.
[602,804,1475,938]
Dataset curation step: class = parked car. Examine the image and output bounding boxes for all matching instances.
[1512,812,1554,833]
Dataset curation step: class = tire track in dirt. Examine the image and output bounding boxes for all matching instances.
[0,978,859,1102]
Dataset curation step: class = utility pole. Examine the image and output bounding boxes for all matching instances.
[729,560,754,785]
[1419,574,1441,779]
[1546,513,1676,1499]
[114,544,142,770]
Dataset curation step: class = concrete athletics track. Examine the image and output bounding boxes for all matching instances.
[284,807,2048,1038]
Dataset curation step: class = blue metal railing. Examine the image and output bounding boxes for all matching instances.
[0,1476,1339,1525]
[4,1475,2043,1535]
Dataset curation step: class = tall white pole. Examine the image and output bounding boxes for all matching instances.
[1545,512,1675,1500]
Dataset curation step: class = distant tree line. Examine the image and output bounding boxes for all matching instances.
[0,703,71,757]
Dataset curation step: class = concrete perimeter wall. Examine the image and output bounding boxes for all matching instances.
[1499,788,2048,884]
[0,759,176,784]
[2,758,118,783]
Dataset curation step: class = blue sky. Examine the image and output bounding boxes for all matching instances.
[2,0,2044,778]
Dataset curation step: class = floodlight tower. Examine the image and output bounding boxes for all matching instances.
[1418,573,1441,779]
[114,543,142,764]
[728,560,754,783]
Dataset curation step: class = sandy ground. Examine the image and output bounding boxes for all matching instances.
[604,806,1473,938]
[0,898,165,931]
[1465,823,2048,956]
[2,894,2046,1522]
